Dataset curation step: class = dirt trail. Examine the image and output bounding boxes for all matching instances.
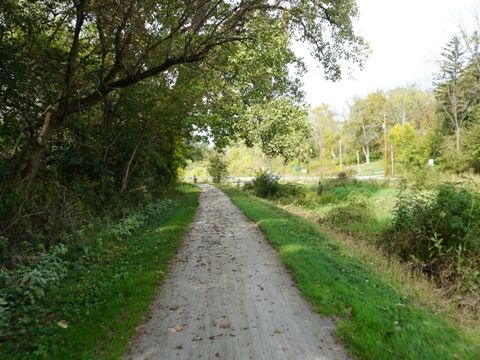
[124,184,351,360]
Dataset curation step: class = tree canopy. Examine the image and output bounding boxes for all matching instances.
[0,0,369,251]
[0,0,369,182]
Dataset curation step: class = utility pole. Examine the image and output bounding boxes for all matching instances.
[383,114,388,177]
[356,150,360,175]
[339,139,343,172]
[391,145,394,176]
[319,125,323,179]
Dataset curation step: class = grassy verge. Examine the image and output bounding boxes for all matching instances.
[0,184,200,360]
[219,185,479,360]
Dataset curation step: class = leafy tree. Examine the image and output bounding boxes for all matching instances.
[388,122,420,171]
[386,85,437,131]
[0,0,369,182]
[239,99,312,162]
[309,104,340,158]
[344,92,387,164]
[207,153,229,183]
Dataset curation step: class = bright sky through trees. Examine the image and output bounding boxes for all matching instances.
[296,0,478,113]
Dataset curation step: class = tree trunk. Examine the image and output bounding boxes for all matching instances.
[122,133,144,192]
[362,145,370,164]
[455,123,461,151]
[21,106,62,181]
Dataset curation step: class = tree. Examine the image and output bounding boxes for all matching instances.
[207,153,229,183]
[309,104,340,157]
[0,0,369,182]
[434,35,472,150]
[388,122,420,171]
[239,99,312,162]
[344,92,387,164]
[386,85,437,130]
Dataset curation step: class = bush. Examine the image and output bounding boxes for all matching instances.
[0,244,69,339]
[252,172,280,199]
[321,206,374,230]
[279,182,303,197]
[390,183,480,258]
[383,182,480,299]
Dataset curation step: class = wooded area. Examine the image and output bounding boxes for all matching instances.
[0,0,367,256]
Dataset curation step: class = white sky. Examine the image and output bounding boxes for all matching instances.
[295,0,479,113]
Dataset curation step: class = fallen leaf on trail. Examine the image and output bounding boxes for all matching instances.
[57,320,68,329]
[168,325,185,332]
[212,320,218,326]
[209,334,223,340]
[219,324,231,329]
[192,336,202,341]
[174,345,183,349]
[273,329,284,334]
[282,348,288,353]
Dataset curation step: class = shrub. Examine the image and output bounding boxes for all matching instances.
[0,244,69,338]
[346,188,371,208]
[390,183,480,258]
[252,172,280,199]
[383,182,480,300]
[321,205,374,229]
[279,183,306,199]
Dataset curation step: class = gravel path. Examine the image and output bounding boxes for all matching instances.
[123,184,351,360]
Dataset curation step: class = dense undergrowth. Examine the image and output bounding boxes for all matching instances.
[243,170,480,328]
[220,184,479,359]
[0,184,199,359]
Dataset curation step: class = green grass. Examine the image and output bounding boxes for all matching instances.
[359,159,385,175]
[0,184,200,360]
[219,185,479,360]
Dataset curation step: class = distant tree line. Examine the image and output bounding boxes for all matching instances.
[308,9,480,175]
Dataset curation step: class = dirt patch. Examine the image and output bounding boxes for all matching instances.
[123,184,351,360]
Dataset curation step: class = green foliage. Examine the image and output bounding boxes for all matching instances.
[439,116,480,173]
[0,245,68,339]
[384,182,480,298]
[388,122,422,170]
[252,172,281,199]
[207,153,229,183]
[0,185,199,359]
[241,99,312,161]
